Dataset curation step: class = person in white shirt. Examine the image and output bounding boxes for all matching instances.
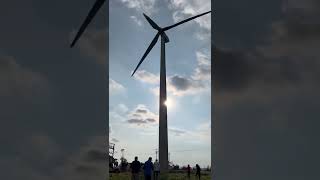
[153,159,160,180]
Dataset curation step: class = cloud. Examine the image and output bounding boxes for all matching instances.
[70,28,107,64]
[142,73,209,96]
[168,0,211,40]
[168,0,211,29]
[133,70,159,84]
[168,121,210,141]
[213,2,320,179]
[126,104,158,125]
[212,45,319,108]
[146,118,156,122]
[169,127,187,136]
[1,134,62,180]
[119,0,157,15]
[110,103,158,127]
[259,4,320,59]
[52,136,108,180]
[130,15,143,26]
[136,109,147,113]
[212,0,320,99]
[15,134,62,172]
[134,50,211,97]
[169,75,192,90]
[192,51,211,80]
[167,75,207,96]
[0,55,49,98]
[212,44,314,97]
[111,138,119,143]
[213,47,260,93]
[127,118,147,124]
[109,78,126,95]
[0,55,51,149]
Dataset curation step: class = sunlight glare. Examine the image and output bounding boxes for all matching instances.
[164,98,175,110]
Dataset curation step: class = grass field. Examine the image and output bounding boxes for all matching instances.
[110,172,211,180]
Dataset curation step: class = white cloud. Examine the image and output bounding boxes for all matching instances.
[168,0,211,28]
[192,50,211,81]
[126,104,159,125]
[110,103,159,128]
[119,0,157,15]
[168,0,211,41]
[194,29,211,41]
[109,78,126,95]
[130,16,143,26]
[133,70,159,84]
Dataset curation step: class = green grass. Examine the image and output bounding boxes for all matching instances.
[110,172,211,180]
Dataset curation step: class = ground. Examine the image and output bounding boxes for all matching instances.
[110,171,211,180]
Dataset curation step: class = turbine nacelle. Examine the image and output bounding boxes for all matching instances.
[143,13,169,43]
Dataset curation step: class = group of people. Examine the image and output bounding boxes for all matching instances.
[131,156,159,180]
[130,156,202,180]
[187,164,201,180]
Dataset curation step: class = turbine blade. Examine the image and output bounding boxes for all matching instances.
[163,10,211,31]
[162,32,170,43]
[131,33,160,76]
[143,13,161,31]
[70,0,106,48]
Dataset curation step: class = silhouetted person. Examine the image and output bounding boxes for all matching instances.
[153,159,160,180]
[143,157,154,180]
[187,164,191,179]
[131,156,141,180]
[195,164,201,180]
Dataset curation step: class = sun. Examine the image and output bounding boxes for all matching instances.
[164,98,175,109]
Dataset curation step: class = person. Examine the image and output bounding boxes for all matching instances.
[130,156,141,180]
[153,159,160,180]
[195,164,201,180]
[143,157,154,180]
[187,164,191,179]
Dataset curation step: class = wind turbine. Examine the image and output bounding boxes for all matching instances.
[131,10,211,178]
[69,0,211,178]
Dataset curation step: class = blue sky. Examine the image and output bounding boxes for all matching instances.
[108,0,211,167]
